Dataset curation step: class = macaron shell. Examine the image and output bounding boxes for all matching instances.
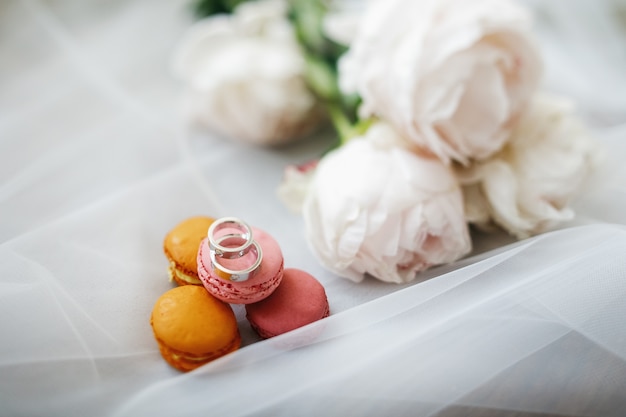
[151,285,240,371]
[155,337,240,372]
[163,216,215,285]
[245,268,330,338]
[197,227,284,304]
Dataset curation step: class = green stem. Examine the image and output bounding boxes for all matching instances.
[327,101,356,145]
[288,0,369,148]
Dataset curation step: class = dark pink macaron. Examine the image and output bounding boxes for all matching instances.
[245,268,330,339]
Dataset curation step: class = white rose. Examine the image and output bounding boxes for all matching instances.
[339,0,543,164]
[303,122,471,283]
[456,93,601,239]
[173,0,322,146]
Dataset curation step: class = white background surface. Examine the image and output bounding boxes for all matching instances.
[1,0,626,416]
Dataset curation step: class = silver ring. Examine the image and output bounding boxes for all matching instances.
[210,240,263,282]
[208,217,253,259]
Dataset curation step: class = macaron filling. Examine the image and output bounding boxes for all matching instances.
[157,334,241,364]
[167,261,202,285]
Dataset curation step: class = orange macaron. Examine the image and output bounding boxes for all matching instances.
[150,285,240,372]
[164,216,215,286]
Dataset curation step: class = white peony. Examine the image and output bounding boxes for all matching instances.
[456,93,601,238]
[173,0,322,146]
[302,122,471,283]
[339,0,543,164]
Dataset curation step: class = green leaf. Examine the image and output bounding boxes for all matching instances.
[192,0,253,18]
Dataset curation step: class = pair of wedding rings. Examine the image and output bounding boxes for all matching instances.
[208,217,263,282]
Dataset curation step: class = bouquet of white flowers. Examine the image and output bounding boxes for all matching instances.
[175,0,600,283]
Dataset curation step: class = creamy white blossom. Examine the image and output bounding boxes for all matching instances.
[339,0,542,164]
[173,0,322,146]
[303,122,471,283]
[456,93,601,238]
[322,0,366,46]
[276,160,318,214]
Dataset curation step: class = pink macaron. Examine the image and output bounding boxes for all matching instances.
[245,268,330,339]
[197,226,284,304]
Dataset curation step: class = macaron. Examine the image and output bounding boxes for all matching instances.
[164,216,215,286]
[197,226,284,304]
[150,285,241,372]
[245,268,330,339]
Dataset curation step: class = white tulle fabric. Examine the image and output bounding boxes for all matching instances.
[1,0,625,416]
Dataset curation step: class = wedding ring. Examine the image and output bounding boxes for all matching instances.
[208,217,253,259]
[210,240,263,282]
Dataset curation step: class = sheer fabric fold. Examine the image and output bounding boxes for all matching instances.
[1,0,625,416]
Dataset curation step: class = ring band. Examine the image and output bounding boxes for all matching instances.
[208,217,253,259]
[210,240,263,282]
